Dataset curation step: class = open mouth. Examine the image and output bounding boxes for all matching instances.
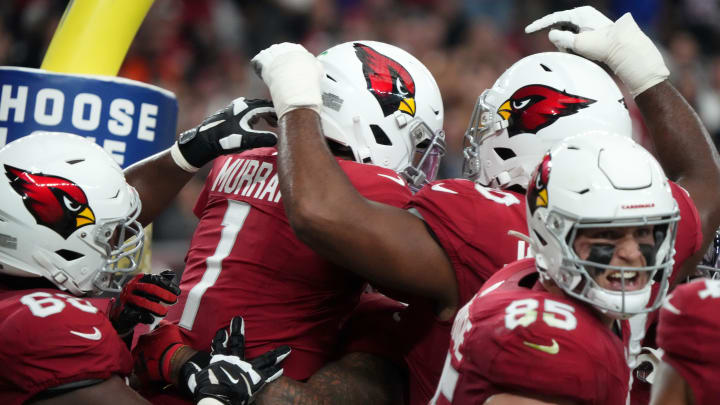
[596,269,649,292]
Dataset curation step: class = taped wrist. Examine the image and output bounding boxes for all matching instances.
[606,13,669,97]
[261,50,323,118]
[170,140,201,173]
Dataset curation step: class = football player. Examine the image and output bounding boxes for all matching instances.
[651,278,720,405]
[124,40,445,395]
[433,132,678,403]
[0,132,289,405]
[250,7,718,405]
[0,132,171,404]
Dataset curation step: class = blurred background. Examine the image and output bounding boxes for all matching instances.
[2,0,719,270]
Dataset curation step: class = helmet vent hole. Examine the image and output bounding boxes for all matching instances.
[494,147,516,160]
[326,74,337,82]
[540,63,552,72]
[533,230,547,246]
[370,125,392,146]
[66,159,85,165]
[567,146,580,150]
[55,249,84,261]
[577,188,590,195]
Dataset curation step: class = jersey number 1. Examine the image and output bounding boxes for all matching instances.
[179,200,251,329]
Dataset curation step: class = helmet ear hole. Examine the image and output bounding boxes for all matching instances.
[533,230,547,247]
[494,147,516,160]
[55,249,84,261]
[370,125,393,146]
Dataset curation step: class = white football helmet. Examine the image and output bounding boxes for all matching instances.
[463,52,632,190]
[0,132,144,295]
[318,40,446,190]
[526,131,678,318]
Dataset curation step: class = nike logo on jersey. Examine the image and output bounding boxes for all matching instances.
[431,183,457,194]
[70,327,102,341]
[523,338,559,354]
[378,173,405,186]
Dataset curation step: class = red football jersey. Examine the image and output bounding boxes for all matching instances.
[0,286,132,404]
[431,259,630,405]
[164,147,412,381]
[400,179,528,404]
[657,278,720,405]
[628,181,702,405]
[667,182,703,285]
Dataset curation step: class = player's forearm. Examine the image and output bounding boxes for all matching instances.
[276,109,457,311]
[635,80,720,185]
[636,81,720,254]
[276,109,374,260]
[124,149,195,226]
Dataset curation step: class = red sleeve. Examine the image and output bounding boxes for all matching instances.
[669,182,703,284]
[658,279,720,405]
[407,180,528,303]
[338,160,412,207]
[0,290,133,404]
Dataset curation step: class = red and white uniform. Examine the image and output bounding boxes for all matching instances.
[628,182,703,405]
[0,284,132,404]
[400,179,528,404]
[164,148,412,381]
[657,278,720,405]
[431,259,630,405]
[396,180,698,405]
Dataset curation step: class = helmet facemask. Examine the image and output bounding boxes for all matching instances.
[400,118,446,191]
[526,132,680,320]
[533,207,679,319]
[92,188,145,294]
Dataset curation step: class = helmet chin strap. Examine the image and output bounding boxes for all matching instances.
[492,166,527,189]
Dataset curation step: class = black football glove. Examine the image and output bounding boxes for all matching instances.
[109,270,181,337]
[186,316,291,405]
[172,97,277,172]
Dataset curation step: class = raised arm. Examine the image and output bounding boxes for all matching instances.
[252,44,458,318]
[125,98,278,226]
[526,6,720,281]
[634,82,720,282]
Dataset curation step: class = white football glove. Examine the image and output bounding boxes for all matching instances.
[634,346,664,384]
[525,6,669,97]
[251,43,323,119]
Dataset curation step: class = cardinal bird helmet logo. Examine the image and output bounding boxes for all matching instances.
[5,165,96,239]
[353,43,416,117]
[498,84,596,137]
[527,153,552,214]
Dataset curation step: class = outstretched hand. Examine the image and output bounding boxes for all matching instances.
[171,97,278,172]
[251,43,323,119]
[525,6,669,97]
[186,316,291,405]
[109,270,180,337]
